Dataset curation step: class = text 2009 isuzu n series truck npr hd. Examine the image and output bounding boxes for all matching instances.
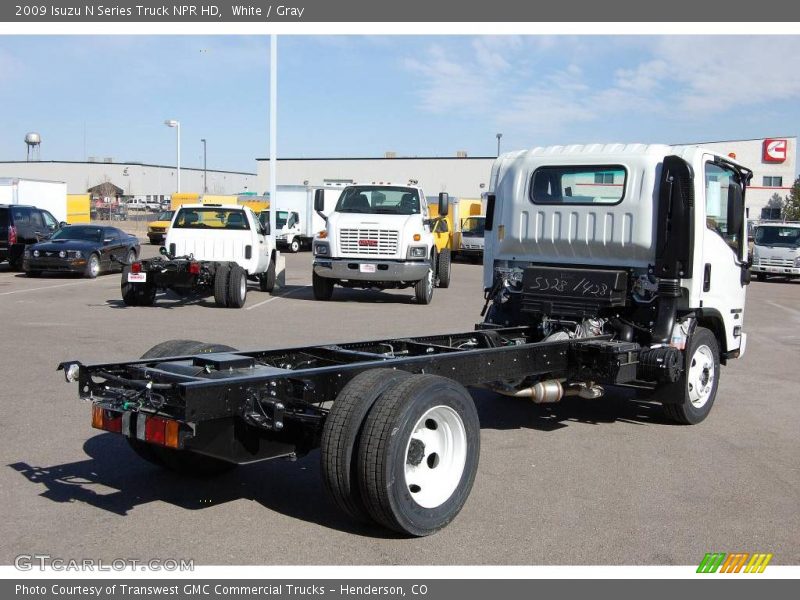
[60,144,752,536]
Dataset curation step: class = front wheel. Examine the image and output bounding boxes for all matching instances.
[357,374,480,536]
[313,271,334,301]
[260,258,276,293]
[289,239,300,253]
[414,257,435,305]
[84,253,101,279]
[658,326,720,425]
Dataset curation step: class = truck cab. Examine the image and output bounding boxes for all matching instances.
[483,143,752,423]
[750,221,800,281]
[312,183,449,304]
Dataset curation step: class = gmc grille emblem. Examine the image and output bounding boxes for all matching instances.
[359,239,378,247]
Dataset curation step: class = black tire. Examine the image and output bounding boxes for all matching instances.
[414,256,435,305]
[260,257,276,292]
[321,369,413,522]
[121,265,156,307]
[132,339,239,476]
[313,271,334,301]
[84,253,100,279]
[213,263,231,307]
[657,327,721,425]
[357,374,480,536]
[756,273,767,282]
[227,264,248,308]
[289,239,300,253]
[437,249,451,288]
[26,270,42,277]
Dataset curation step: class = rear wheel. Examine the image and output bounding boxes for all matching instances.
[121,265,156,306]
[437,249,451,288]
[313,271,334,301]
[357,374,480,536]
[227,264,248,308]
[213,263,231,307]
[321,369,413,522]
[414,256,435,305]
[658,327,720,425]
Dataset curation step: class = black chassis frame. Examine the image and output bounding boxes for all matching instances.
[137,257,221,291]
[63,325,645,464]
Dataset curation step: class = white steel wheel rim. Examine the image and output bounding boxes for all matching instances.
[89,255,99,276]
[687,345,715,407]
[239,273,247,299]
[404,405,468,508]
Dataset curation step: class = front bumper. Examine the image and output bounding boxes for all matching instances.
[313,258,429,282]
[23,257,87,273]
[752,264,800,275]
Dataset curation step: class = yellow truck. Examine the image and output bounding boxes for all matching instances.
[429,197,485,261]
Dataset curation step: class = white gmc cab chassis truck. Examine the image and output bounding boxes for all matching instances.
[120,204,277,308]
[310,183,451,304]
[61,144,752,537]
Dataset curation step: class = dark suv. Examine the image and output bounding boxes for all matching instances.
[0,205,62,270]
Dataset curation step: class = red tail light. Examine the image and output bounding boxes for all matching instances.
[131,262,142,273]
[8,225,17,245]
[91,406,122,433]
[188,261,201,275]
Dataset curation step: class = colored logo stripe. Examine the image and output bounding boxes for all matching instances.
[697,552,773,573]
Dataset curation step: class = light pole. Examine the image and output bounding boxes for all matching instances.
[164,119,181,193]
[496,133,503,157]
[201,138,207,193]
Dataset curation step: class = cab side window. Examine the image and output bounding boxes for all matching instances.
[704,162,741,252]
[41,211,58,231]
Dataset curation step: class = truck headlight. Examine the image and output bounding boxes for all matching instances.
[407,246,427,259]
[314,243,329,256]
[795,256,800,267]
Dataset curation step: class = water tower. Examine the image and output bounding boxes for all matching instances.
[25,132,41,161]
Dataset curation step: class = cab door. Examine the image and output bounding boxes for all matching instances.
[251,208,271,272]
[432,218,450,252]
[699,156,748,352]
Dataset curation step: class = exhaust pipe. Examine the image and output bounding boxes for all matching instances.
[491,379,604,403]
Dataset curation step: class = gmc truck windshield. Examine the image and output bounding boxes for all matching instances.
[755,226,800,247]
[335,186,421,215]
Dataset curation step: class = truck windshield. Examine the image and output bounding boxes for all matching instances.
[462,217,486,236]
[173,208,250,230]
[258,211,289,229]
[754,226,800,248]
[51,226,103,242]
[335,186,421,215]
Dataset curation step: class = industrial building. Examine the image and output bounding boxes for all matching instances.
[257,136,797,216]
[0,160,258,200]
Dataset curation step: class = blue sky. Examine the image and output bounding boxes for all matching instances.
[1,35,798,172]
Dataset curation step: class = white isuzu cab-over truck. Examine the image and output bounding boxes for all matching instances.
[64,143,753,538]
[311,183,451,304]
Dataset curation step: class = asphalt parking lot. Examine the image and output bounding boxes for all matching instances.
[0,245,798,566]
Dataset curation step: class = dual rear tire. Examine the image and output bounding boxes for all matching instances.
[321,370,480,536]
[213,263,248,308]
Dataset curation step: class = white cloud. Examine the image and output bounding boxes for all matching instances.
[403,36,800,138]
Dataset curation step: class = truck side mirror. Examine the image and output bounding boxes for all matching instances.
[727,184,744,244]
[262,222,270,236]
[314,189,325,213]
[485,194,496,232]
[438,193,449,217]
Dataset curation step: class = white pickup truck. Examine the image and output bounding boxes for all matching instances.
[120,203,277,308]
[311,183,450,304]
